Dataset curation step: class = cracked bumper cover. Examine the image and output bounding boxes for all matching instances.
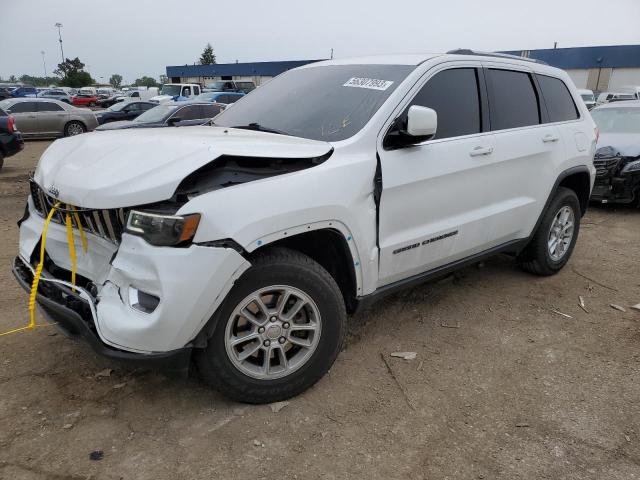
[15,200,251,363]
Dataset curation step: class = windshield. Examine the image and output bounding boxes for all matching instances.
[581,93,594,102]
[214,64,414,141]
[134,104,179,123]
[206,81,227,90]
[591,108,640,134]
[160,85,182,96]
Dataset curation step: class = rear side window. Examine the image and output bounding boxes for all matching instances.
[201,104,223,117]
[407,68,481,139]
[536,75,579,122]
[175,105,202,120]
[227,95,241,104]
[9,102,38,113]
[487,69,540,130]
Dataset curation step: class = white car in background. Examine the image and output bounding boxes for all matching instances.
[16,51,596,403]
[150,83,201,103]
[577,88,596,110]
[596,91,636,106]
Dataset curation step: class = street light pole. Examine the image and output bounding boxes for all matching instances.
[54,23,65,64]
[41,51,47,79]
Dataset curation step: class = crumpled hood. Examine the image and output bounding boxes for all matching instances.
[596,133,640,158]
[34,127,332,209]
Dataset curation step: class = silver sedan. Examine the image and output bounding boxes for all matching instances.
[0,98,98,138]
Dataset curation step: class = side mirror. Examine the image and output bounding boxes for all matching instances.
[406,105,437,138]
[167,117,182,126]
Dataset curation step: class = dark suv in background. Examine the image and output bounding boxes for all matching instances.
[0,107,24,170]
[205,80,256,94]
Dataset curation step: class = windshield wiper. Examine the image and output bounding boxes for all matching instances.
[231,122,290,136]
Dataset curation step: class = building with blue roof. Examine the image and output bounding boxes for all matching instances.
[166,59,323,87]
[501,44,640,92]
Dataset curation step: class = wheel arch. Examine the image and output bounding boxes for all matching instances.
[249,226,361,314]
[557,167,591,216]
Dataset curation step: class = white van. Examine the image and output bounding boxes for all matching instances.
[16,50,597,403]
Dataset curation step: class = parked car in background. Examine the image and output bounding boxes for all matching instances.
[11,86,38,97]
[0,87,13,100]
[0,106,24,170]
[0,98,98,137]
[577,89,596,110]
[38,89,72,104]
[194,91,244,104]
[590,100,640,205]
[95,101,223,130]
[72,93,99,107]
[17,51,597,403]
[94,100,156,125]
[596,92,636,106]
[97,93,125,108]
[150,84,201,103]
[618,86,640,100]
[205,80,256,94]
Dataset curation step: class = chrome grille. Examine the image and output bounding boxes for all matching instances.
[29,180,126,243]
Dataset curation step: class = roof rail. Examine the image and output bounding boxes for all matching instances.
[446,49,548,65]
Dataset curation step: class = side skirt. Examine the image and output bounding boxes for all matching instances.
[353,238,529,313]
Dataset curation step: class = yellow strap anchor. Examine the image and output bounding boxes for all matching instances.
[1,202,87,337]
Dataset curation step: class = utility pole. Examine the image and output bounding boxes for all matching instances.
[55,23,65,64]
[41,51,47,79]
[553,41,558,49]
[330,48,334,59]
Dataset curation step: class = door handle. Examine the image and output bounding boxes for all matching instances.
[469,146,494,157]
[542,134,559,143]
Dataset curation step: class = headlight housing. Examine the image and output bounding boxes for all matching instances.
[125,210,200,246]
[621,159,640,174]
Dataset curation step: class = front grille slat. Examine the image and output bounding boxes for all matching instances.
[28,180,125,244]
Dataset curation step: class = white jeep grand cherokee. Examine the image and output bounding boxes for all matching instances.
[14,51,597,403]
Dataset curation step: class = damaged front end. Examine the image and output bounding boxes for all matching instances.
[591,146,640,205]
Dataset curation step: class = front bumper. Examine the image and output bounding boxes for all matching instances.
[591,175,639,204]
[17,198,251,354]
[12,256,192,373]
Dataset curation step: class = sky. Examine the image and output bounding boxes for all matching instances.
[1,0,639,84]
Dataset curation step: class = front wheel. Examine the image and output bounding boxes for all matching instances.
[64,121,86,137]
[520,187,581,276]
[195,248,346,403]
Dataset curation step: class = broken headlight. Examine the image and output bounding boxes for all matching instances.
[125,210,200,246]
[621,160,640,174]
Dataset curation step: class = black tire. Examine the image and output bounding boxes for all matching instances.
[0,151,4,171]
[520,187,581,276]
[64,121,86,137]
[195,247,346,404]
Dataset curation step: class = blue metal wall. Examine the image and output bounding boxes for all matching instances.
[166,59,324,78]
[501,45,640,69]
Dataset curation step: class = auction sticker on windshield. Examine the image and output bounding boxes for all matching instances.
[343,77,394,91]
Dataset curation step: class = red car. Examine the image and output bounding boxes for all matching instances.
[71,93,99,107]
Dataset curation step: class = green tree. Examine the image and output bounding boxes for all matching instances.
[199,43,216,65]
[54,57,94,88]
[18,74,59,87]
[159,74,168,85]
[109,74,123,89]
[133,76,159,88]
[9,75,17,83]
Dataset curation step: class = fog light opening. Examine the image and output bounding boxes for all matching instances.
[128,287,160,314]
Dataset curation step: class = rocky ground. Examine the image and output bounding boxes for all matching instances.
[1,140,639,479]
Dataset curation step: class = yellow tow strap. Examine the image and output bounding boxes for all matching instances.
[1,202,86,337]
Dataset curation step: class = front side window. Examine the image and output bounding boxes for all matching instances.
[37,102,64,112]
[536,75,579,122]
[174,105,202,121]
[403,68,481,140]
[214,64,415,141]
[487,69,540,130]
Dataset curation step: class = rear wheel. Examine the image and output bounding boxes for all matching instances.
[64,121,86,137]
[196,248,346,403]
[520,187,581,275]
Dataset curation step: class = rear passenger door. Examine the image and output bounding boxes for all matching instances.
[37,101,68,135]
[482,65,565,240]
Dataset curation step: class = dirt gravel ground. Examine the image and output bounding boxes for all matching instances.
[1,140,639,480]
